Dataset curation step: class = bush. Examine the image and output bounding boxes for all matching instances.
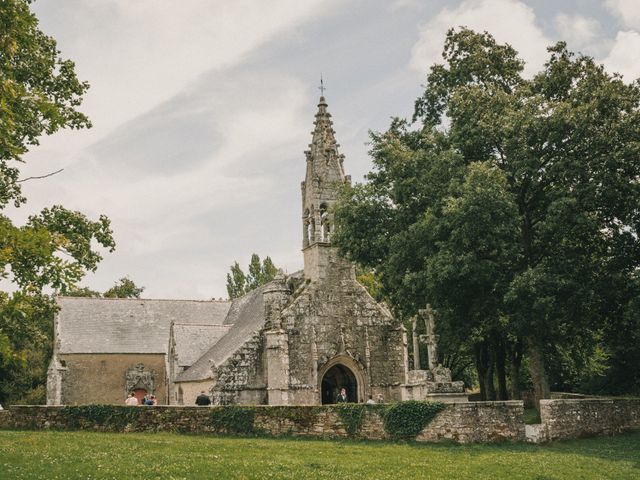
[210,406,255,434]
[382,401,445,440]
[336,404,366,436]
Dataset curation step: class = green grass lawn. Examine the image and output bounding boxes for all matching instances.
[1,430,639,480]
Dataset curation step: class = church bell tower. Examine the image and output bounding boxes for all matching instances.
[301,94,351,281]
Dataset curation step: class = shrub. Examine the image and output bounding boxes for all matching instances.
[382,401,445,440]
[210,406,255,434]
[336,404,366,436]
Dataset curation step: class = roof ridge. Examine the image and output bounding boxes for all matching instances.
[173,323,231,328]
[57,296,231,303]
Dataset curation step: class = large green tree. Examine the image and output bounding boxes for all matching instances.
[225,254,278,299]
[0,0,114,405]
[334,28,640,407]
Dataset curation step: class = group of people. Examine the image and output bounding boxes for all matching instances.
[124,392,157,406]
[335,387,384,404]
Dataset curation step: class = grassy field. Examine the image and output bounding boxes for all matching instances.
[1,430,639,479]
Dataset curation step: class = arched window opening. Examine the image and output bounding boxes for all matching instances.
[320,204,329,242]
[304,209,311,246]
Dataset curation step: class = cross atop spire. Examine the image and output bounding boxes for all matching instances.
[318,75,326,97]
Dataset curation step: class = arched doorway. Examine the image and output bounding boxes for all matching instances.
[321,364,357,404]
[318,355,366,404]
[133,388,147,404]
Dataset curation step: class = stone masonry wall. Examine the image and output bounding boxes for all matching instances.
[539,398,640,441]
[281,263,407,404]
[56,353,167,405]
[0,401,523,444]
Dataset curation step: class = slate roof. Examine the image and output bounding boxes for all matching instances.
[56,297,231,354]
[175,285,266,382]
[171,323,231,367]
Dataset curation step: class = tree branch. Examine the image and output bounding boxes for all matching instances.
[17,168,64,183]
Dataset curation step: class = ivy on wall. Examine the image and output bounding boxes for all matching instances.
[210,406,255,434]
[336,404,367,436]
[21,401,447,440]
[382,401,446,440]
[60,405,142,430]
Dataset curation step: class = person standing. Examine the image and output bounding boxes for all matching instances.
[125,393,138,406]
[195,391,212,406]
[335,387,348,403]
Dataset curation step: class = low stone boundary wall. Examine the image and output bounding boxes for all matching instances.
[0,401,525,443]
[538,398,640,441]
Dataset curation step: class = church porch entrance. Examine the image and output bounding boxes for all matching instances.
[321,364,358,404]
[318,355,366,404]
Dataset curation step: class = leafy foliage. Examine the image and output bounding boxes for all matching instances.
[225,254,278,299]
[336,404,366,437]
[103,277,144,299]
[333,28,640,404]
[0,1,114,405]
[0,0,91,209]
[210,406,255,434]
[381,401,445,440]
[60,405,142,430]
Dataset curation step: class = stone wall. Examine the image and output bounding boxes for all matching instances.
[417,401,524,442]
[538,398,640,441]
[0,401,523,444]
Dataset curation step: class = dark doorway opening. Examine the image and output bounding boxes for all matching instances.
[133,388,147,404]
[321,364,358,404]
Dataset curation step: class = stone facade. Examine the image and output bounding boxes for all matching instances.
[50,354,166,405]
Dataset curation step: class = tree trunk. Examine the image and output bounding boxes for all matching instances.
[495,338,508,400]
[508,339,523,400]
[474,341,495,401]
[527,338,550,412]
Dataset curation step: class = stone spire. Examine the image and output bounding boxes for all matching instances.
[306,96,345,181]
[300,94,352,280]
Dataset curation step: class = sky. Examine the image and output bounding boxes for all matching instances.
[11,0,640,299]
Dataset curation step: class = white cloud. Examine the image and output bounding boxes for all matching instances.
[605,0,640,30]
[389,0,421,11]
[409,0,550,77]
[32,0,338,146]
[16,1,347,299]
[554,13,602,51]
[602,30,640,82]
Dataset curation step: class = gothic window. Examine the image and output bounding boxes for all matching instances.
[320,203,330,242]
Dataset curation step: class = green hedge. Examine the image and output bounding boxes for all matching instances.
[382,401,446,440]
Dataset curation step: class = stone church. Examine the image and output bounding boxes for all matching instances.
[47,95,464,406]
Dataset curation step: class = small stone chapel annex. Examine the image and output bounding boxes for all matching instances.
[47,95,464,406]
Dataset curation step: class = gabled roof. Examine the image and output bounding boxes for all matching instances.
[175,285,266,382]
[171,323,231,367]
[56,297,231,354]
